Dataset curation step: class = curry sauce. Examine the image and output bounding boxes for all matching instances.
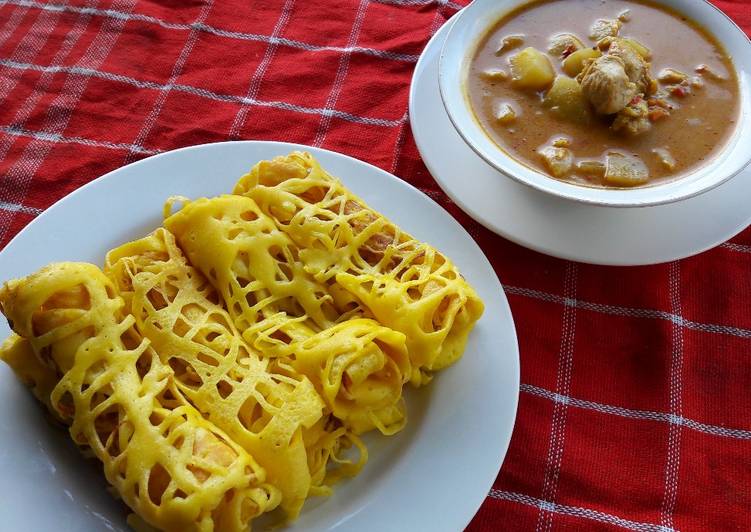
[467,0,740,187]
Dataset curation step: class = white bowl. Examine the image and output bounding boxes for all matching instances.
[439,0,751,207]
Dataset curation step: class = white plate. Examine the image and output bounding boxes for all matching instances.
[410,18,751,266]
[0,141,519,532]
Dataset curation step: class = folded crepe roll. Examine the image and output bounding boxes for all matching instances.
[164,195,341,337]
[164,196,410,435]
[0,262,279,532]
[268,319,409,435]
[234,152,485,385]
[303,415,367,495]
[105,228,327,520]
[1,334,60,418]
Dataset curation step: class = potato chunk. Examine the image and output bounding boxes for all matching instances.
[509,47,555,90]
[604,152,649,186]
[621,38,651,59]
[539,146,574,178]
[543,76,592,124]
[576,160,606,178]
[493,102,516,124]
[562,48,602,77]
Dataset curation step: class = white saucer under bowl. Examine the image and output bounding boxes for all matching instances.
[409,17,751,266]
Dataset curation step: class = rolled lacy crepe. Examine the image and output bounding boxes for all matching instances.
[104,228,334,520]
[0,263,278,532]
[164,196,411,436]
[0,151,485,531]
[234,152,485,385]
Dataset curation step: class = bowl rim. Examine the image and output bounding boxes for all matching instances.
[438,0,751,208]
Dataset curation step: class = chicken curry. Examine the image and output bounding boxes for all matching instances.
[467,0,740,187]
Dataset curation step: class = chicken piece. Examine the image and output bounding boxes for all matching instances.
[578,55,637,114]
[480,69,509,81]
[496,34,525,55]
[695,63,726,80]
[617,9,632,22]
[652,148,676,170]
[589,18,622,41]
[538,146,574,178]
[689,76,704,89]
[612,97,651,136]
[548,33,584,58]
[657,68,687,84]
[608,39,652,93]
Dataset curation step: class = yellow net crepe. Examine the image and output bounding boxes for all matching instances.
[234,152,485,385]
[267,319,409,435]
[1,334,60,417]
[302,414,367,494]
[164,195,411,435]
[0,151,484,531]
[104,228,360,519]
[0,262,278,532]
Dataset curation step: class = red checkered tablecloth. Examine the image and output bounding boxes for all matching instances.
[1,0,750,530]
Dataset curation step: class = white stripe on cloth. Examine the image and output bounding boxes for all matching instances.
[7,0,420,62]
[660,262,684,529]
[0,0,137,244]
[489,490,675,532]
[389,0,459,173]
[0,124,159,155]
[0,2,31,49]
[521,383,751,440]
[123,1,214,164]
[0,59,406,128]
[0,0,69,104]
[721,242,751,253]
[0,199,42,216]
[193,23,419,62]
[0,0,97,165]
[312,0,371,147]
[228,0,296,140]
[502,284,751,340]
[537,262,578,532]
[389,110,410,173]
